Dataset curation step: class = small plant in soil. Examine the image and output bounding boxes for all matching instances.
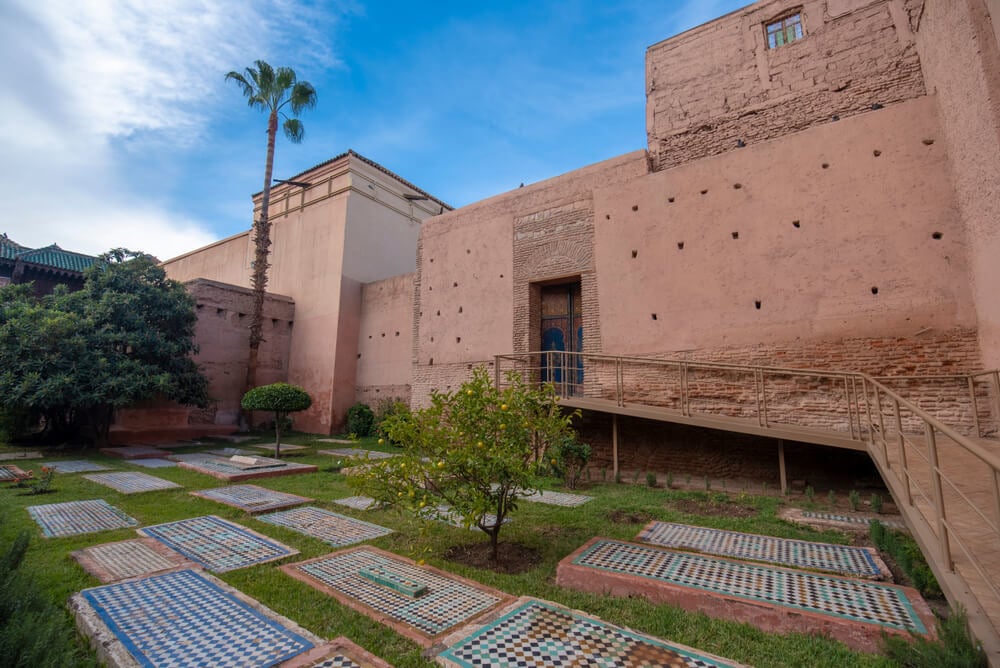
[632,469,641,484]
[805,485,815,503]
[646,472,657,488]
[600,467,606,481]
[849,489,861,511]
[827,489,836,507]
[870,492,883,514]
[665,472,673,489]
[704,475,710,490]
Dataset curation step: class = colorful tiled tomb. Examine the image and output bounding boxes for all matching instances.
[191,484,312,513]
[83,471,181,494]
[99,445,171,459]
[435,597,746,668]
[171,453,317,482]
[259,507,392,547]
[0,464,32,483]
[556,538,935,654]
[637,521,891,579]
[281,546,509,647]
[139,515,297,572]
[280,637,393,668]
[72,538,198,583]
[71,569,318,668]
[27,499,139,538]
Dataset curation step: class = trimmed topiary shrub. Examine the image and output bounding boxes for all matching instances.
[241,383,312,458]
[346,402,375,438]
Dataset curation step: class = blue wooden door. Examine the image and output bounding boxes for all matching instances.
[540,283,583,394]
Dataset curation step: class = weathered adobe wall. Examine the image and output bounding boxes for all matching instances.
[187,279,295,426]
[910,0,1000,368]
[590,95,980,431]
[411,151,649,406]
[162,233,252,289]
[356,274,415,407]
[646,0,926,170]
[113,279,294,433]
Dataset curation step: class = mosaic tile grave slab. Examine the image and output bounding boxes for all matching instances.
[191,484,312,513]
[436,597,743,668]
[72,537,198,583]
[317,438,355,444]
[0,464,32,483]
[332,495,383,511]
[83,471,182,494]
[253,442,308,452]
[171,453,317,482]
[557,538,934,653]
[281,637,393,668]
[282,546,508,647]
[72,568,317,668]
[320,448,397,460]
[28,499,139,538]
[139,515,297,572]
[637,521,889,579]
[423,504,505,531]
[100,445,171,459]
[259,507,392,546]
[128,458,176,469]
[801,510,905,530]
[0,450,42,461]
[215,434,258,443]
[207,447,257,457]
[520,489,593,507]
[46,459,111,473]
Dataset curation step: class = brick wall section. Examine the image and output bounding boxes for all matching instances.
[512,199,601,355]
[410,361,491,409]
[356,273,415,408]
[647,0,926,170]
[576,411,882,489]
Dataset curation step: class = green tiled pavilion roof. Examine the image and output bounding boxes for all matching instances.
[0,234,96,273]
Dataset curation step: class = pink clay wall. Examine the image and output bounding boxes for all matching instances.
[596,95,975,354]
[646,0,926,170]
[357,274,415,406]
[909,0,1000,368]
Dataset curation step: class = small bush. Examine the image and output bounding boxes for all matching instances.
[883,607,986,667]
[374,399,409,443]
[346,403,375,438]
[849,489,861,511]
[870,520,943,598]
[805,485,815,503]
[632,469,641,484]
[646,472,657,488]
[870,492,884,514]
[552,437,591,489]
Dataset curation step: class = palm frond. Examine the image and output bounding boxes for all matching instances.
[283,118,305,143]
[289,81,318,115]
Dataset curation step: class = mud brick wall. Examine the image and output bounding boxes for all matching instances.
[647,0,925,170]
[356,274,415,408]
[575,328,983,435]
[410,361,490,409]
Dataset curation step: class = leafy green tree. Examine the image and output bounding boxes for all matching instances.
[241,382,312,458]
[225,61,317,397]
[350,367,578,562]
[0,250,209,447]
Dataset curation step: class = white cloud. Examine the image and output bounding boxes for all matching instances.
[0,0,345,259]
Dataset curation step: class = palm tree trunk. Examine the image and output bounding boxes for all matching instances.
[245,110,278,406]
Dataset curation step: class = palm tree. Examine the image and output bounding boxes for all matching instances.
[225,61,316,399]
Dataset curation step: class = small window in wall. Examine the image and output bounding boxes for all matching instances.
[766,12,804,49]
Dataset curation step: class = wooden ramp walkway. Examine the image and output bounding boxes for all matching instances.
[497,352,1000,665]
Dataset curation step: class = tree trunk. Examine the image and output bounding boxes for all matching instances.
[88,405,114,449]
[274,410,284,459]
[245,110,278,406]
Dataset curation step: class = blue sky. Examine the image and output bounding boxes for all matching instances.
[0,0,747,260]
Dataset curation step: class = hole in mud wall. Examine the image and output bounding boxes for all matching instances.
[668,197,675,203]
[792,220,801,228]
[821,163,830,169]
[436,310,440,316]
[632,205,639,211]
[500,274,504,278]
[395,331,400,336]
[271,318,278,325]
[873,150,882,157]
[381,333,385,337]
[453,282,458,287]
[466,249,471,254]
[458,306,463,313]
[677,242,684,250]
[651,313,658,320]
[700,189,708,195]
[871,286,879,295]
[754,300,762,309]
[923,139,935,145]
[932,232,943,240]
[429,358,434,365]
[368,335,372,339]
[731,231,739,240]
[430,336,434,342]
[430,258,434,263]
[216,308,224,315]
[631,250,638,258]
[606,214,611,220]
[456,337,461,343]
[429,286,432,292]
[733,183,742,190]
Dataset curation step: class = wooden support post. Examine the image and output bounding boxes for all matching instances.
[612,414,619,480]
[778,439,787,495]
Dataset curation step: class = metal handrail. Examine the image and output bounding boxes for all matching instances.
[495,350,1000,651]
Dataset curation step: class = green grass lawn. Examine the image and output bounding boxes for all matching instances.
[0,434,903,668]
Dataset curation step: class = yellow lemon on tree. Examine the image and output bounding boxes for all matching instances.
[500,404,508,411]
[378,438,384,445]
[466,390,473,396]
